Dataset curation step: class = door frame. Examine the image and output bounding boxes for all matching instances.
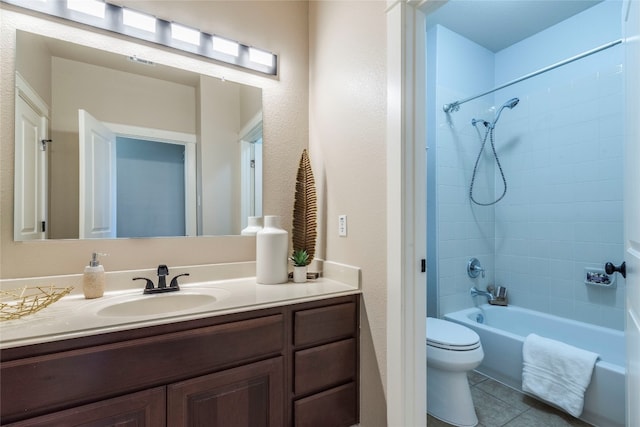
[386,1,428,426]
[401,2,636,427]
[623,0,639,424]
[239,111,263,229]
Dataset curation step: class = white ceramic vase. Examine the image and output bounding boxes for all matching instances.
[241,216,263,236]
[293,266,307,283]
[256,215,288,284]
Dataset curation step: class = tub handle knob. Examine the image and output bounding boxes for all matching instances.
[467,258,485,278]
[605,261,626,279]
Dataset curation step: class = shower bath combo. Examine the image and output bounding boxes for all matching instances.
[442,39,622,207]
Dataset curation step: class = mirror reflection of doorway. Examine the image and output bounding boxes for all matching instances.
[14,75,49,241]
[79,110,196,238]
[239,114,263,229]
[116,137,185,238]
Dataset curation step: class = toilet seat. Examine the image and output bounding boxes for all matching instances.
[427,317,480,351]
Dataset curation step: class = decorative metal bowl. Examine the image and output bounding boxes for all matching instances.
[0,285,73,321]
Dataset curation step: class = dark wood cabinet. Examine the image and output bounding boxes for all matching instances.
[293,302,357,347]
[291,301,359,427]
[167,357,284,427]
[294,382,358,427]
[1,314,284,421]
[4,387,166,427]
[294,338,357,396]
[0,294,359,427]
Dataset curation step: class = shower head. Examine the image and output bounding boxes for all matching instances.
[489,97,519,129]
[503,98,519,109]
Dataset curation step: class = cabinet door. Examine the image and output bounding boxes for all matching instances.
[4,387,165,427]
[168,357,283,427]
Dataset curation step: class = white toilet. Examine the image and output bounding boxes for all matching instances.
[427,317,484,427]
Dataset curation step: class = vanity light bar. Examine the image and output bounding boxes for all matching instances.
[1,0,278,76]
[66,0,105,19]
[249,47,274,68]
[212,36,239,57]
[170,22,201,46]
[122,8,156,34]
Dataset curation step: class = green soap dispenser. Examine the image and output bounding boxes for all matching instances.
[83,252,106,299]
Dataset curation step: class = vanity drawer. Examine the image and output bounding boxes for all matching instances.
[294,338,356,396]
[293,382,357,427]
[293,302,356,347]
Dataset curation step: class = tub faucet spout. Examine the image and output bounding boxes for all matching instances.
[470,286,495,302]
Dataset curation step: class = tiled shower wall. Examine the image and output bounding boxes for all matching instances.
[429,24,497,316]
[429,1,625,329]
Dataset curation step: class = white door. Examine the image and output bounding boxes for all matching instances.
[623,0,640,425]
[239,114,263,229]
[78,110,117,239]
[14,95,47,241]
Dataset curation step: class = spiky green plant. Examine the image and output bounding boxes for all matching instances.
[290,249,310,267]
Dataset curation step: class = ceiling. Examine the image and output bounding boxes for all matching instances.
[426,0,604,52]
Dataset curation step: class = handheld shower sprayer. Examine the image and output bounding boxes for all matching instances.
[471,97,518,129]
[469,97,520,206]
[503,97,520,109]
[489,97,519,129]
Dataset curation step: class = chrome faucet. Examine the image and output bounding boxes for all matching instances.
[470,286,495,302]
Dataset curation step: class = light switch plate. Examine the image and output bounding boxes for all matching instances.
[338,215,347,237]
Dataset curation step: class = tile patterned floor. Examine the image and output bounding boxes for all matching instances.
[427,371,593,427]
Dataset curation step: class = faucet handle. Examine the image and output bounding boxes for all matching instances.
[170,273,190,289]
[133,277,155,291]
[467,258,485,278]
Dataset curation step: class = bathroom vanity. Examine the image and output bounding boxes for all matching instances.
[0,273,360,427]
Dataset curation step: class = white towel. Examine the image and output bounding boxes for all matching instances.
[522,333,599,417]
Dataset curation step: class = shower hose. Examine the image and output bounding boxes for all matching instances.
[469,125,507,206]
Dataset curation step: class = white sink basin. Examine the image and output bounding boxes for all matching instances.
[95,290,228,317]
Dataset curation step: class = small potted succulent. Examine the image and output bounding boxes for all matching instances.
[290,249,309,283]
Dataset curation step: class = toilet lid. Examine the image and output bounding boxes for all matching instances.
[426,317,480,351]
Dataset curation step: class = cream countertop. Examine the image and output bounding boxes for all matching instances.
[0,261,360,350]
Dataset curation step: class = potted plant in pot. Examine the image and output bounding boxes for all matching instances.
[290,249,310,283]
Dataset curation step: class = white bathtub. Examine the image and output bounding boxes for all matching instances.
[444,304,625,427]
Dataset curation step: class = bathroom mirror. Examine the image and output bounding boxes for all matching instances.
[14,30,263,241]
